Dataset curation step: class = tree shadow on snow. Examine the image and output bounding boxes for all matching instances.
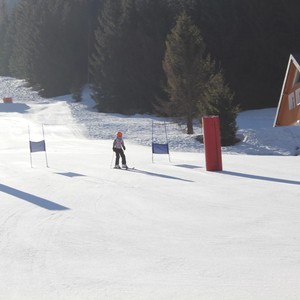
[175,164,202,170]
[221,171,300,186]
[56,172,85,178]
[132,169,194,183]
[0,183,69,210]
[0,103,30,113]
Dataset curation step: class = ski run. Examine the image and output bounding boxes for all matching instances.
[0,77,299,300]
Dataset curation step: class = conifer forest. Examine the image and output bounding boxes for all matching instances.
[0,0,299,129]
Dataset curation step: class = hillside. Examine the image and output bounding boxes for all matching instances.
[0,77,299,300]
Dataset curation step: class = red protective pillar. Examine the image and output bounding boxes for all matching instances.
[202,116,222,171]
[3,97,13,103]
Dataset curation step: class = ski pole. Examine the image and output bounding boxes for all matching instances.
[110,151,114,168]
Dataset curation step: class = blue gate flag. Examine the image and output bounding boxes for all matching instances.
[152,143,169,154]
[30,140,46,153]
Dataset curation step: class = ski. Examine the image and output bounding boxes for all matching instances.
[121,167,135,171]
[114,166,135,171]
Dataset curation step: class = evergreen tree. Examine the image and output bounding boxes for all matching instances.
[136,0,171,111]
[91,0,170,113]
[9,0,90,96]
[9,0,38,82]
[3,0,300,112]
[202,71,239,146]
[0,0,9,75]
[90,0,137,113]
[71,79,83,102]
[39,0,90,96]
[193,0,300,110]
[90,0,124,112]
[162,12,213,134]
[2,5,16,77]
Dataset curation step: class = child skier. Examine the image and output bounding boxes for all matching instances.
[112,131,128,169]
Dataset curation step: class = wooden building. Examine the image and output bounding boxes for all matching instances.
[274,54,300,127]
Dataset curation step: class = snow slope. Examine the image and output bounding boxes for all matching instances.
[0,77,300,300]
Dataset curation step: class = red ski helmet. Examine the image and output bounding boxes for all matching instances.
[117,131,123,137]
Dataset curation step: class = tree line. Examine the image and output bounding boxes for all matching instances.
[0,0,299,144]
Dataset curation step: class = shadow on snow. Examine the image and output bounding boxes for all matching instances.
[56,172,85,178]
[0,183,70,210]
[132,169,194,183]
[221,170,300,186]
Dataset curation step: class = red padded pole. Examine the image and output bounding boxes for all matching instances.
[202,116,222,171]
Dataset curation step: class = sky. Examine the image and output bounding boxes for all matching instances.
[0,76,299,300]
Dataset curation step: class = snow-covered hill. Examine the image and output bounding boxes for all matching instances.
[1,77,300,156]
[72,85,300,156]
[0,77,299,300]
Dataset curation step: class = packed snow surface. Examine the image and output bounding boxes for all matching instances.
[0,77,300,300]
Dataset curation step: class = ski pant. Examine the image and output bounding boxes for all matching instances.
[114,149,126,165]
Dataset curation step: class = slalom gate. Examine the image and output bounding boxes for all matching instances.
[28,124,49,168]
[151,120,171,163]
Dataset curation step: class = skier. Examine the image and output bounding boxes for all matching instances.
[112,131,128,169]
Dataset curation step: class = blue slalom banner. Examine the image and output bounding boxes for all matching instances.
[30,140,46,153]
[152,143,169,154]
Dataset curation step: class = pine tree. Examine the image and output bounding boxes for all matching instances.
[202,71,239,146]
[91,0,171,114]
[90,0,124,112]
[0,0,9,75]
[9,0,38,82]
[91,0,138,113]
[162,12,213,134]
[9,0,90,96]
[136,0,171,111]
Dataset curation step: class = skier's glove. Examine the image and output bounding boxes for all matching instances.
[123,146,126,150]
[113,148,116,152]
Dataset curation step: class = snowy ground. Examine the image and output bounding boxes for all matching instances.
[0,77,300,300]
